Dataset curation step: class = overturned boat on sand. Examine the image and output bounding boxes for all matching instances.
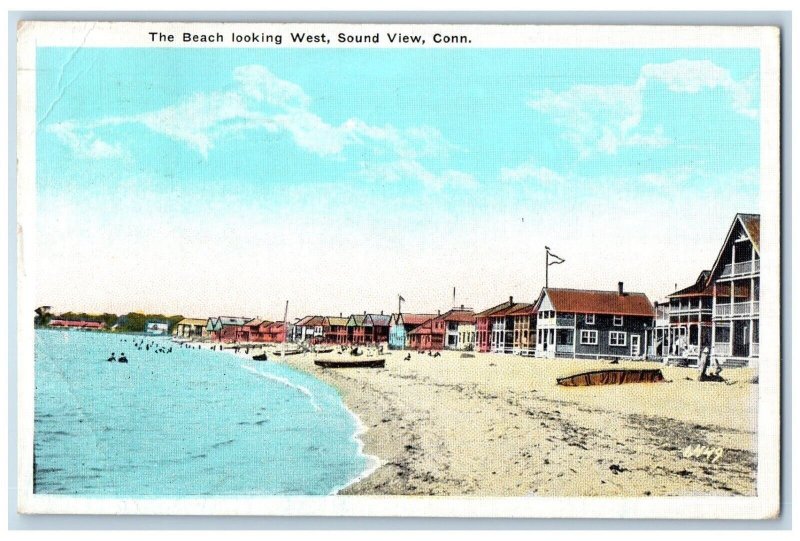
[314,358,385,369]
[557,368,665,387]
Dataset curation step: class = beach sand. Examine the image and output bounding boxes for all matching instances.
[276,349,758,497]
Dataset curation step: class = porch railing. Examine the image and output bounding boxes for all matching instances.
[752,342,759,357]
[716,302,759,317]
[556,344,574,354]
[714,342,732,356]
[721,260,759,277]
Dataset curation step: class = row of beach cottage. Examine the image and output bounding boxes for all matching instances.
[171,213,760,368]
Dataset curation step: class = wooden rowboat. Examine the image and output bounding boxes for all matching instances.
[272,349,303,356]
[557,368,665,387]
[314,358,385,369]
[252,353,268,361]
[314,347,335,354]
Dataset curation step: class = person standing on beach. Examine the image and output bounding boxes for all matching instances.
[697,347,710,381]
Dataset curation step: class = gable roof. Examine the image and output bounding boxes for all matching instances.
[489,302,532,318]
[740,213,760,253]
[439,309,476,324]
[541,288,655,317]
[347,314,367,327]
[177,318,208,327]
[395,313,437,326]
[324,316,349,327]
[475,300,515,318]
[667,270,714,298]
[508,303,536,316]
[365,314,392,327]
[707,213,761,282]
[216,316,250,327]
[244,318,272,329]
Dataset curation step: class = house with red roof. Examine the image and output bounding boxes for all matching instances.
[533,284,655,360]
[49,319,106,331]
[488,299,532,354]
[389,313,436,349]
[236,319,273,343]
[475,297,523,353]
[407,308,476,351]
[206,316,251,342]
[510,303,537,355]
[294,315,326,344]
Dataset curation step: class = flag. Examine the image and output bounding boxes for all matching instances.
[547,248,565,265]
[399,295,405,302]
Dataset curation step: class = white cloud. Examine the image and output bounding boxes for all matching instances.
[499,163,568,184]
[361,159,476,190]
[47,121,125,159]
[529,59,757,157]
[49,65,470,188]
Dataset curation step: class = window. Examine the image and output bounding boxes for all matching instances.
[609,331,627,346]
[580,330,598,345]
[585,314,595,325]
[613,315,624,326]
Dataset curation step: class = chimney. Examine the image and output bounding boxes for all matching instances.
[380,310,384,315]
[363,310,366,315]
[460,304,464,309]
[618,282,624,295]
[509,296,514,304]
[437,309,441,316]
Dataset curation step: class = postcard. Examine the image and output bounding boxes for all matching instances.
[15,21,781,518]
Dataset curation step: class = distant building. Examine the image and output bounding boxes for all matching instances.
[174,318,208,339]
[323,316,349,344]
[474,297,530,353]
[346,314,368,344]
[263,321,289,343]
[206,316,251,342]
[709,213,760,368]
[510,304,537,355]
[236,319,273,343]
[49,319,105,331]
[294,315,326,344]
[456,322,476,350]
[364,313,392,345]
[389,313,436,349]
[145,320,170,335]
[533,284,655,360]
[408,308,475,351]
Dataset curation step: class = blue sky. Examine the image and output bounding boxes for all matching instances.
[36,47,761,318]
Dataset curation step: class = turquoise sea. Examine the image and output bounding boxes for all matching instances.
[33,329,372,496]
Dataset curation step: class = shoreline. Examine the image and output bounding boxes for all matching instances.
[201,342,382,495]
[183,340,757,497]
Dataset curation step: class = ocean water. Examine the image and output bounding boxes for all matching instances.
[33,329,372,497]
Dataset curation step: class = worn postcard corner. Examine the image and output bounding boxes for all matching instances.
[16,21,781,519]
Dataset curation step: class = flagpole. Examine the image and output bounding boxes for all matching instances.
[545,248,549,288]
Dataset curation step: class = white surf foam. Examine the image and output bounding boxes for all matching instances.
[240,364,322,412]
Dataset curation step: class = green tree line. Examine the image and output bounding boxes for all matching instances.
[35,308,185,333]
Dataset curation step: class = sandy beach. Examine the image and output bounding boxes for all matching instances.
[270,349,759,497]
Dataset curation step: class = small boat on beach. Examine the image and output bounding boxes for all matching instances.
[314,358,385,369]
[313,347,335,354]
[272,348,303,357]
[252,353,268,361]
[557,368,665,387]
